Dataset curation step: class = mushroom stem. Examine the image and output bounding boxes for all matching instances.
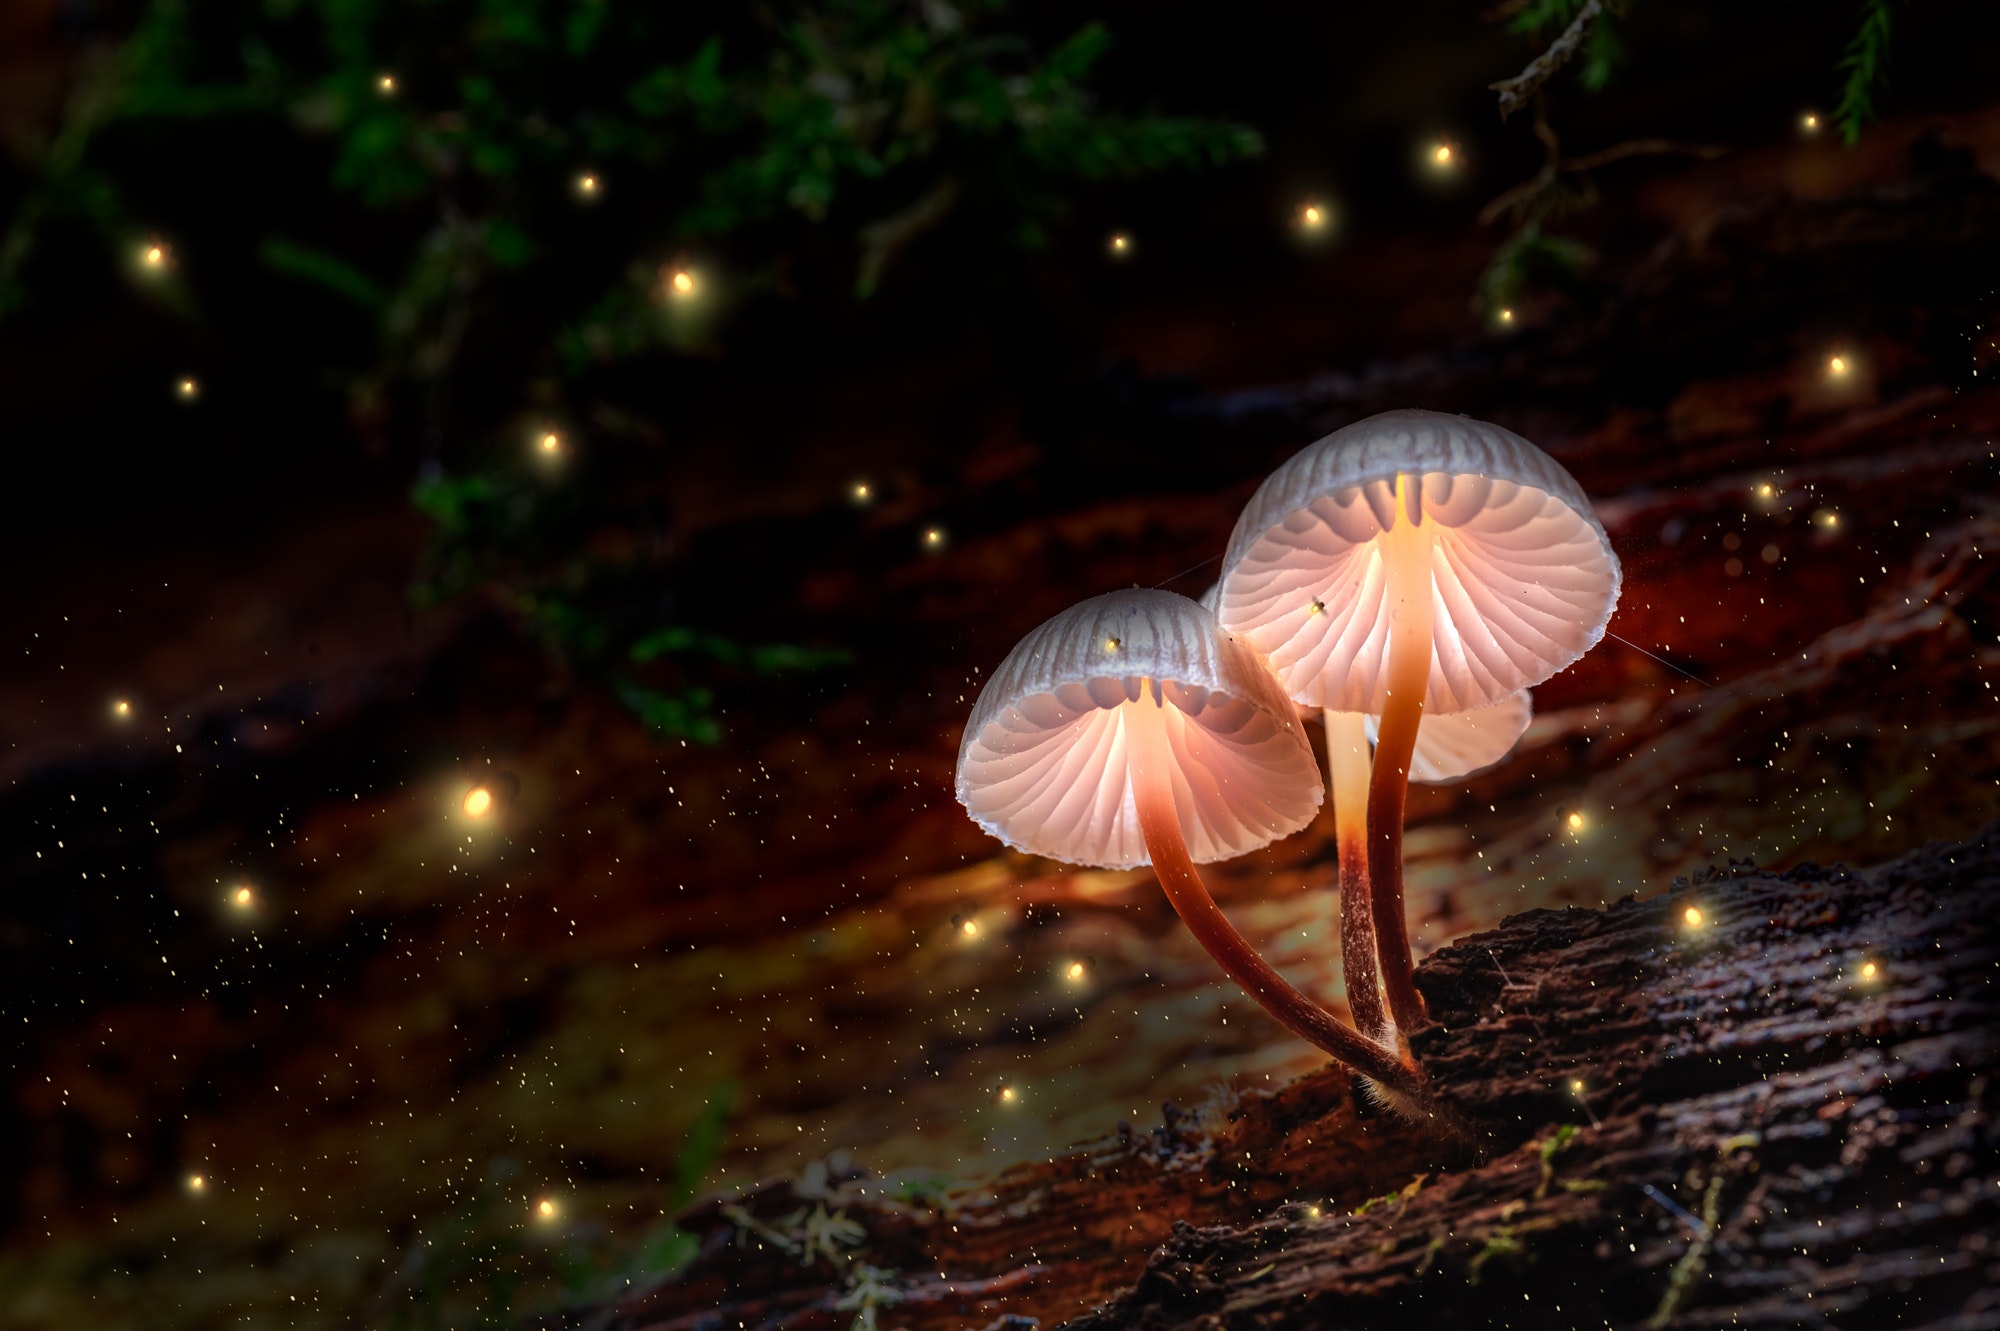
[1325,708,1391,1046]
[1367,478,1436,1036]
[1127,695,1418,1094]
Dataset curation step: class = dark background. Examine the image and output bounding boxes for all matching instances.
[2,2,1998,1327]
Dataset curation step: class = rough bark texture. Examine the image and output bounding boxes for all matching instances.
[599,824,1999,1331]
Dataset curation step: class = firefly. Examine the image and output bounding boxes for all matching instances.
[1431,142,1456,168]
[112,699,132,718]
[669,269,696,297]
[463,785,494,819]
[1801,112,1821,135]
[923,527,946,550]
[141,243,168,270]
[1814,508,1840,529]
[1108,232,1131,256]
[1859,961,1879,981]
[377,73,397,95]
[1755,483,1776,500]
[999,1086,1017,1104]
[575,173,600,198]
[536,1198,557,1221]
[850,481,873,506]
[1300,203,1325,230]
[232,886,254,909]
[1569,1078,1585,1095]
[176,377,200,401]
[1683,905,1704,928]
[1827,354,1849,378]
[1305,1205,1321,1219]
[1566,811,1585,833]
[1065,961,1086,982]
[187,1174,206,1192]
[960,918,979,939]
[1498,307,1515,325]
[538,431,562,455]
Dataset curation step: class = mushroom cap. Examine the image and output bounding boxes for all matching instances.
[1363,690,1532,784]
[1217,409,1621,714]
[956,589,1322,869]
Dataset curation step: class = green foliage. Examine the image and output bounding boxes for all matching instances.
[6,0,1254,744]
[1834,0,1895,147]
[1475,221,1596,317]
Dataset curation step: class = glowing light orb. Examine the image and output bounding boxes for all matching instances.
[463,786,494,819]
[113,699,132,718]
[1066,961,1086,982]
[1569,1079,1585,1095]
[922,527,946,550]
[536,1198,557,1220]
[377,73,397,94]
[1566,811,1585,832]
[1683,906,1703,928]
[1756,483,1775,499]
[187,1174,205,1192]
[575,173,600,197]
[176,378,199,401]
[232,886,253,909]
[1432,143,1455,167]
[1102,637,1121,654]
[1305,1205,1321,1219]
[1498,307,1515,324]
[1300,204,1324,229]
[1801,112,1820,134]
[960,919,979,938]
[851,481,872,505]
[1827,354,1849,378]
[1814,508,1841,529]
[538,431,562,455]
[1860,961,1878,981]
[669,269,696,296]
[1108,233,1131,255]
[141,244,167,269]
[999,1086,1016,1104]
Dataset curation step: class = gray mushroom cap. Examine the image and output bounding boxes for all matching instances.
[955,589,1322,869]
[1217,409,1621,714]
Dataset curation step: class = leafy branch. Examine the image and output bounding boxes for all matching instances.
[1833,0,1896,146]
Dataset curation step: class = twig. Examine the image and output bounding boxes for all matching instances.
[1490,0,1604,121]
[1479,125,1725,227]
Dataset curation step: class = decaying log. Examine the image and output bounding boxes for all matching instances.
[594,824,1998,1331]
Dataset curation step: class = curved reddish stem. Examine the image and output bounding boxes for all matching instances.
[1127,699,1417,1094]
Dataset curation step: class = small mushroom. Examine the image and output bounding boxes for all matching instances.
[1217,409,1619,1034]
[1362,689,1532,784]
[955,588,1415,1092]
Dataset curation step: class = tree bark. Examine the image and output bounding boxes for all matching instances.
[590,822,1999,1331]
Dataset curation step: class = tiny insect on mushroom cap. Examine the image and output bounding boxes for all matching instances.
[956,589,1321,868]
[1215,409,1620,715]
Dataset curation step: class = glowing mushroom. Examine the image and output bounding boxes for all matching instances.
[1216,409,1620,1034]
[1200,580,1530,1043]
[956,589,1416,1093]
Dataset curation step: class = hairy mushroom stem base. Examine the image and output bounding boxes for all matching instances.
[1367,476,1438,1038]
[1325,708,1391,1046]
[1126,688,1418,1095]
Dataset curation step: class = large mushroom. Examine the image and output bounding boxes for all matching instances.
[955,588,1417,1094]
[1216,409,1620,1036]
[1198,581,1532,1044]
